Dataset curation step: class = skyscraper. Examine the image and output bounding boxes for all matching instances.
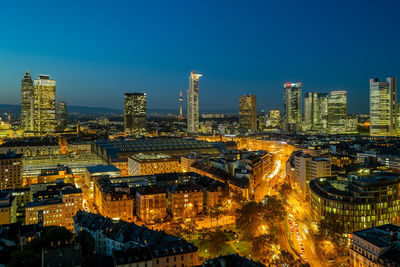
[187,71,202,133]
[56,100,67,131]
[20,70,34,131]
[239,94,257,131]
[269,109,281,127]
[304,92,328,129]
[124,93,147,135]
[284,82,302,131]
[370,77,397,136]
[328,90,347,133]
[33,75,56,134]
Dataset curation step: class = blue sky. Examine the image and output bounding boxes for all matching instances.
[0,0,399,113]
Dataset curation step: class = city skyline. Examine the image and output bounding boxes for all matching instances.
[1,1,400,113]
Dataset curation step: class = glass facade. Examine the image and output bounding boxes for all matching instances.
[239,94,257,131]
[284,82,302,125]
[310,175,400,233]
[304,92,328,130]
[124,93,147,135]
[20,70,34,131]
[187,71,202,133]
[328,90,347,133]
[369,77,397,136]
[33,75,56,134]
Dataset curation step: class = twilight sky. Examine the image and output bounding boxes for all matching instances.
[0,0,399,113]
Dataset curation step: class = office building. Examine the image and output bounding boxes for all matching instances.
[304,92,328,129]
[33,75,56,134]
[0,151,23,189]
[269,109,281,127]
[350,224,400,267]
[124,93,147,135]
[370,77,397,136]
[328,90,347,133]
[187,71,202,133]
[284,82,302,131]
[294,151,331,199]
[310,174,400,233]
[128,153,181,176]
[239,94,257,131]
[56,100,67,131]
[20,70,34,131]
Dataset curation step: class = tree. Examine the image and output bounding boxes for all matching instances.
[250,234,277,260]
[316,212,347,249]
[169,222,183,237]
[235,201,265,239]
[8,248,41,267]
[262,195,286,224]
[184,220,198,240]
[208,230,226,258]
[210,207,223,227]
[276,249,310,267]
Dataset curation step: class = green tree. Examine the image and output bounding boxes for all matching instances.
[8,248,40,267]
[262,195,286,224]
[235,201,265,239]
[210,207,223,227]
[250,234,277,260]
[208,229,226,258]
[316,212,347,248]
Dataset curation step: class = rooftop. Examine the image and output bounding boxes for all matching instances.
[86,165,121,174]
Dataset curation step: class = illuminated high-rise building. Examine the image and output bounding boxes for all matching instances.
[328,90,347,133]
[370,77,397,136]
[124,93,147,135]
[20,70,34,131]
[179,91,183,119]
[239,94,257,131]
[304,92,328,129]
[56,100,67,131]
[284,82,302,130]
[269,109,281,127]
[187,71,202,133]
[33,75,56,134]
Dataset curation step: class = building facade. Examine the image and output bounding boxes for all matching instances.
[328,90,347,133]
[56,100,67,131]
[370,77,397,136]
[168,183,204,219]
[135,185,167,223]
[310,174,400,233]
[33,75,56,134]
[284,82,302,131]
[350,224,400,267]
[124,93,147,135]
[187,71,202,133]
[294,152,331,199]
[128,153,180,176]
[20,70,34,131]
[304,92,328,130]
[0,151,23,189]
[239,94,257,132]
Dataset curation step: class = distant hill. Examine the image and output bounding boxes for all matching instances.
[0,104,237,116]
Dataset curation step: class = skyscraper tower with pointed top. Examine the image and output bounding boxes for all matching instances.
[187,71,202,133]
[179,91,183,119]
[20,70,34,131]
